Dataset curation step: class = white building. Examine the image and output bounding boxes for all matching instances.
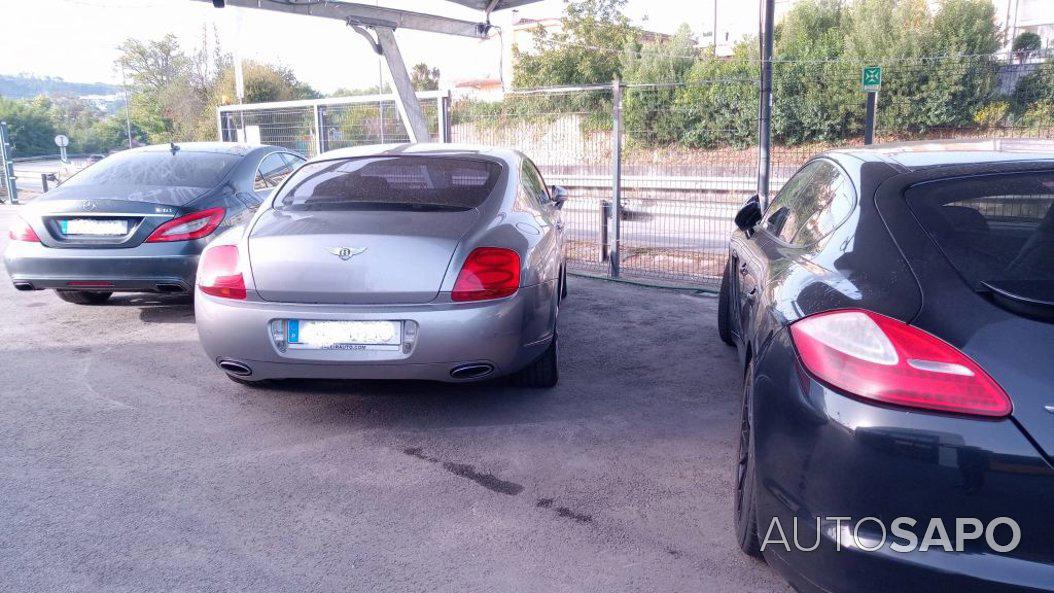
[995,0,1054,51]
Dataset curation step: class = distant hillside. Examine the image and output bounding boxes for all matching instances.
[0,74,121,99]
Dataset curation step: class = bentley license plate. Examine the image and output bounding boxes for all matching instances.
[287,320,402,350]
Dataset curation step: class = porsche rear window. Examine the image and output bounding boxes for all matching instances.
[905,173,1054,295]
[275,156,501,211]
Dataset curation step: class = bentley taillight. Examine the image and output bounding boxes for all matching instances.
[197,245,246,300]
[451,247,521,302]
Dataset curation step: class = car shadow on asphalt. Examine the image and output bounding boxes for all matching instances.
[106,293,196,325]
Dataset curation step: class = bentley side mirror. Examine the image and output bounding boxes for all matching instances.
[734,194,763,231]
[550,185,568,209]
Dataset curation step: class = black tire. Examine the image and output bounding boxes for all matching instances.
[56,290,113,305]
[560,265,568,300]
[717,264,735,346]
[513,332,559,388]
[734,362,763,557]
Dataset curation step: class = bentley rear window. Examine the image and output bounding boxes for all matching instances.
[275,156,501,211]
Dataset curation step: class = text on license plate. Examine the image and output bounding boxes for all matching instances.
[60,219,129,236]
[288,320,402,349]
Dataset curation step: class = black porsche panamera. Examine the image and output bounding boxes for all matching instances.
[719,140,1054,593]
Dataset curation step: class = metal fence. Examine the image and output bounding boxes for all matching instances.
[0,121,16,204]
[449,82,794,287]
[218,53,1054,290]
[217,90,449,158]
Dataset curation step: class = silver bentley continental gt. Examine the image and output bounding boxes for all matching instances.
[194,144,568,388]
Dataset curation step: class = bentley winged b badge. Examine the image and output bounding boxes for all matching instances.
[328,247,367,261]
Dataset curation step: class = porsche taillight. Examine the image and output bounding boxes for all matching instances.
[790,309,1011,418]
[451,247,520,302]
[146,208,225,242]
[197,245,245,300]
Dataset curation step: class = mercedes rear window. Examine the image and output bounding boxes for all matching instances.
[63,150,240,190]
[274,156,501,212]
[905,172,1054,301]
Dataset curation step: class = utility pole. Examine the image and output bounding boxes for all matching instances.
[757,0,775,209]
[610,77,623,278]
[120,66,133,149]
[713,0,718,58]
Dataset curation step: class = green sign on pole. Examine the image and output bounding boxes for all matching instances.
[862,66,882,92]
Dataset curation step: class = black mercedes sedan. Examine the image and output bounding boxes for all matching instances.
[4,142,304,304]
[719,140,1054,593]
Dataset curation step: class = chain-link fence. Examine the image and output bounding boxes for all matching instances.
[219,52,1054,290]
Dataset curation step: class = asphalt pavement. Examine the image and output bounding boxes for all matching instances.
[0,204,790,593]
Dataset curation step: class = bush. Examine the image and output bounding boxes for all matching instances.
[674,46,758,149]
[972,101,1009,128]
[1012,62,1054,115]
[772,0,859,143]
[621,24,697,146]
[1012,32,1042,54]
[1019,101,1054,129]
[0,97,57,157]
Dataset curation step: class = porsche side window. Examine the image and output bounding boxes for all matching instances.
[763,162,821,240]
[764,160,847,245]
[790,167,855,245]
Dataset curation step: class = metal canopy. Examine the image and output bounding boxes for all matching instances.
[440,0,543,12]
[203,0,543,143]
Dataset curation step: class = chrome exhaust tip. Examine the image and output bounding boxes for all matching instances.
[449,363,495,380]
[218,359,252,376]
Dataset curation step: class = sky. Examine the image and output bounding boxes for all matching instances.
[0,0,724,95]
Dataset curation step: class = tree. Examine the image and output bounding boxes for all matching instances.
[840,0,1001,135]
[512,0,637,88]
[0,96,56,157]
[411,63,440,91]
[1012,31,1042,63]
[772,0,859,143]
[674,42,759,149]
[114,33,320,144]
[1012,31,1042,53]
[213,61,319,105]
[116,34,190,94]
[621,24,697,145]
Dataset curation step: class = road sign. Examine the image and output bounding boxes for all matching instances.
[862,66,882,92]
[54,134,70,164]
